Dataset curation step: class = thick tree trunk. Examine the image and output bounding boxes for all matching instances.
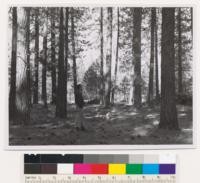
[65,7,69,117]
[9,7,18,121]
[177,8,183,95]
[159,8,179,130]
[56,8,66,118]
[42,13,48,108]
[148,8,156,106]
[100,7,105,105]
[71,8,78,105]
[105,7,112,107]
[155,8,159,101]
[111,7,120,104]
[132,8,142,108]
[50,8,57,104]
[33,8,39,104]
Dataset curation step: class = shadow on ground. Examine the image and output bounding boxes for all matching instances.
[9,104,193,145]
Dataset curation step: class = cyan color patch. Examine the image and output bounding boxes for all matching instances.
[142,164,159,174]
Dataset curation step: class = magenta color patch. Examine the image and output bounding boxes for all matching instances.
[74,164,92,174]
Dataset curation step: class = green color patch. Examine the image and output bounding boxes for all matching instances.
[126,164,143,174]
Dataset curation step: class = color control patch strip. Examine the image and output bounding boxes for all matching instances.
[24,154,176,175]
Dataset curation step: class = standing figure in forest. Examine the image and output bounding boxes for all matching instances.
[75,84,85,130]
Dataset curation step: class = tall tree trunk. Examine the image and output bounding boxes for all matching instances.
[148,8,156,106]
[42,12,48,108]
[133,8,142,108]
[56,8,66,118]
[25,7,31,124]
[100,7,105,105]
[105,7,112,107]
[71,8,78,105]
[50,8,56,104]
[177,8,183,95]
[33,8,39,104]
[155,8,159,101]
[159,8,179,130]
[9,7,18,121]
[65,7,69,117]
[111,7,120,104]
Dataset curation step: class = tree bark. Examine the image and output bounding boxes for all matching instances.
[155,8,159,101]
[9,7,18,121]
[56,8,66,118]
[100,7,105,105]
[50,8,57,104]
[65,7,69,117]
[148,8,156,106]
[71,8,78,105]
[42,11,48,108]
[132,8,142,108]
[177,8,183,95]
[33,8,39,104]
[111,7,120,104]
[24,7,31,124]
[159,8,179,130]
[105,7,112,107]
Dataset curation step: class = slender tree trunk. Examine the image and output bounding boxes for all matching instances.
[42,12,48,108]
[111,8,120,104]
[9,7,18,121]
[133,8,142,108]
[65,7,69,117]
[105,7,112,107]
[25,7,31,124]
[148,8,156,106]
[100,7,105,105]
[50,8,56,104]
[56,8,66,118]
[159,8,179,130]
[33,8,39,104]
[71,8,78,104]
[155,8,159,101]
[177,8,183,95]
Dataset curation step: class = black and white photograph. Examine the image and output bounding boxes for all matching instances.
[8,6,193,146]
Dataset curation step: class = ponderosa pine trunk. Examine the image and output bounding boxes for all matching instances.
[50,8,57,104]
[133,8,142,108]
[100,7,105,105]
[42,12,48,108]
[155,8,159,101]
[65,7,69,117]
[33,8,39,104]
[111,7,120,104]
[24,7,31,124]
[159,8,179,130]
[56,8,66,118]
[105,7,112,107]
[177,8,183,95]
[148,8,156,106]
[9,7,18,121]
[71,8,78,105]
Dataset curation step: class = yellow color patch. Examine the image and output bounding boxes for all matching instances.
[108,164,126,174]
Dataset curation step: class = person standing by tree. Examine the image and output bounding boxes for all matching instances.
[75,84,85,130]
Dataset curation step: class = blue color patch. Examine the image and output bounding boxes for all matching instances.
[142,164,159,174]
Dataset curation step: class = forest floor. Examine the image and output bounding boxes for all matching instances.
[9,103,193,145]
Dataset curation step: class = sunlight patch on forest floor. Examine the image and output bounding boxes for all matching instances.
[9,104,193,145]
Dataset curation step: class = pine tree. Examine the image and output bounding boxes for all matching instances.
[56,8,66,118]
[132,8,142,108]
[148,8,156,106]
[159,8,179,130]
[105,7,113,107]
[9,7,18,121]
[33,8,39,104]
